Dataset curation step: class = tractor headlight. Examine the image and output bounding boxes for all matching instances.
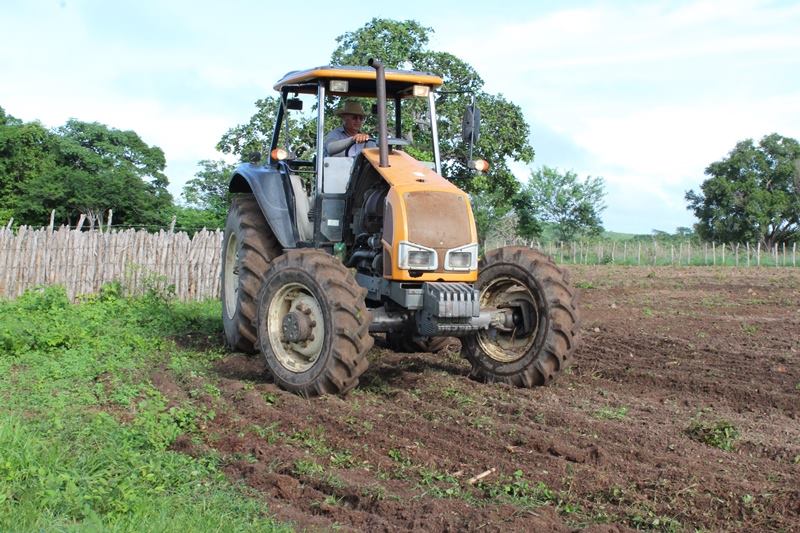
[398,241,438,270]
[445,243,478,271]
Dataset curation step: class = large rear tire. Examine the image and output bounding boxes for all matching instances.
[255,250,373,396]
[221,195,281,353]
[461,246,580,387]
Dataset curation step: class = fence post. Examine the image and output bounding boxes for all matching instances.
[637,242,641,265]
[746,242,750,267]
[757,242,761,266]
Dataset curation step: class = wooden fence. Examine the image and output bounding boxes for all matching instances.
[0,225,223,301]
[485,238,799,267]
[2,226,799,301]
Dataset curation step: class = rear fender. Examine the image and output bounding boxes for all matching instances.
[229,162,297,249]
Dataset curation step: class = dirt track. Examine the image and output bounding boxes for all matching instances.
[158,266,800,531]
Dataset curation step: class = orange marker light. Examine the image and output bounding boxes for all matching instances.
[469,159,490,173]
[271,148,289,161]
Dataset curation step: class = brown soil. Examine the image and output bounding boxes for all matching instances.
[154,266,800,532]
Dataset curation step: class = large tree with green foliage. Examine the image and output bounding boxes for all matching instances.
[0,108,173,228]
[175,159,236,230]
[686,133,800,248]
[514,166,606,241]
[0,108,57,222]
[218,18,534,237]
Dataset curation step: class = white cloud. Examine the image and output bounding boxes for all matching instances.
[440,0,800,232]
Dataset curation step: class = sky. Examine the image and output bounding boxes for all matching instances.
[2,0,799,234]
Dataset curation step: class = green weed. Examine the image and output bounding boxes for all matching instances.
[330,450,356,468]
[293,458,325,477]
[686,419,739,451]
[593,406,629,420]
[417,467,466,499]
[442,385,475,406]
[740,323,758,335]
[289,428,332,456]
[478,470,557,508]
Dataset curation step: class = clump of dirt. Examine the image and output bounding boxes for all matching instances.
[157,266,800,531]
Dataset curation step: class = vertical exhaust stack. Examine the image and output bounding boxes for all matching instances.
[368,58,390,168]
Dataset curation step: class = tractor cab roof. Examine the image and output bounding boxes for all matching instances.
[273,65,443,97]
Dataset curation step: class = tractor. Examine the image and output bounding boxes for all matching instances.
[221,59,580,395]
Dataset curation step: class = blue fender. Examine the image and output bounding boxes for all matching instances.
[229,162,298,249]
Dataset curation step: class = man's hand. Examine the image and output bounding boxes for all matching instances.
[353,133,370,144]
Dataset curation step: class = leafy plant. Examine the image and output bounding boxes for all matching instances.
[594,406,629,421]
[293,459,325,477]
[686,419,739,451]
[478,470,556,508]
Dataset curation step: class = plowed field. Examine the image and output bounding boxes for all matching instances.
[157,266,800,531]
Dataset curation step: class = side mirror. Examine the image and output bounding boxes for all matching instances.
[461,104,481,144]
[287,98,303,111]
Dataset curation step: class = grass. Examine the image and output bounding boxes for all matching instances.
[0,284,287,532]
[686,418,739,451]
[593,406,629,420]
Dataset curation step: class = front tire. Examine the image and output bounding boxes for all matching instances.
[256,250,373,396]
[461,247,580,387]
[221,195,281,353]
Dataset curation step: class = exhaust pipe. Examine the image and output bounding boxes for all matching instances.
[368,58,389,168]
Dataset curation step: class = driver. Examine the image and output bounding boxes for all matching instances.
[323,100,377,157]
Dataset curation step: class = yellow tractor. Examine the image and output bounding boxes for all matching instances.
[221,59,580,395]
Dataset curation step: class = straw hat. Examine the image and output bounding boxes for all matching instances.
[335,101,366,116]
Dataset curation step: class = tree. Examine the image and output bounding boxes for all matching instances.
[686,133,800,248]
[1,113,173,228]
[0,109,59,223]
[178,159,236,229]
[217,98,280,158]
[515,166,606,241]
[330,19,533,238]
[218,18,535,238]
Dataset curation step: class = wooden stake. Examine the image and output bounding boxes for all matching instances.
[468,468,496,485]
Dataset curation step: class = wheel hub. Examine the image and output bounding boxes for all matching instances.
[266,283,324,373]
[281,305,317,343]
[478,276,541,363]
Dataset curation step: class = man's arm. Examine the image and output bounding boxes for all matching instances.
[325,136,356,157]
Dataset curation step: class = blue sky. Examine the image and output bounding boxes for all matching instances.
[2,0,799,234]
